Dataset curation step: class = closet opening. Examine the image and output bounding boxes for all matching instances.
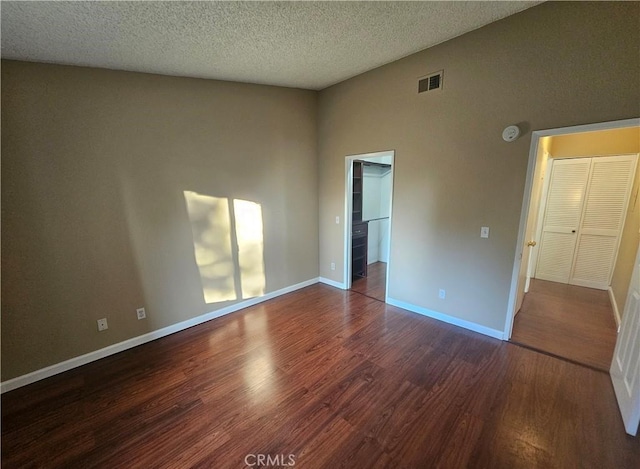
[344,151,394,302]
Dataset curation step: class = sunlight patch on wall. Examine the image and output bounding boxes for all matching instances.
[184,191,237,303]
[234,199,266,298]
[184,191,265,304]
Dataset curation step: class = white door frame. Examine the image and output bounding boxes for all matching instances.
[344,150,395,300]
[504,118,640,340]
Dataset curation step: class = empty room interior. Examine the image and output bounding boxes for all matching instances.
[1,2,639,467]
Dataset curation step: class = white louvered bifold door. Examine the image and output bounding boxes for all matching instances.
[570,154,638,289]
[535,159,591,283]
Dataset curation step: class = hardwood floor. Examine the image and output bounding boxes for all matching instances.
[2,284,638,468]
[511,279,618,371]
[351,261,386,301]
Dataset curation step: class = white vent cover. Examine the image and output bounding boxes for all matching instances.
[418,71,443,93]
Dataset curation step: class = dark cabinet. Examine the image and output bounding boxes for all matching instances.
[352,160,368,280]
[352,161,363,222]
[352,221,368,279]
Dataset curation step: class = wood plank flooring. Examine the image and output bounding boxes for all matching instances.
[511,279,618,371]
[351,261,386,301]
[2,284,638,468]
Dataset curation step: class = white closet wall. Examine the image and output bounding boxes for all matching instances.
[379,172,392,262]
[363,171,381,263]
[362,172,381,221]
[363,166,392,264]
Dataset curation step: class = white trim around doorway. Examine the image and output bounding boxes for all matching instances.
[343,150,395,301]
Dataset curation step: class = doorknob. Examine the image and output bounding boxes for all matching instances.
[527,241,537,247]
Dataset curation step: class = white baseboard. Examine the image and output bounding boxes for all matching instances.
[386,297,505,340]
[319,277,347,290]
[1,277,320,394]
[570,278,609,291]
[608,287,621,332]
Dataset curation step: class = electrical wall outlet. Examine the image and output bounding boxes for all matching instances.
[331,262,336,271]
[97,318,108,331]
[438,289,446,300]
[136,307,146,320]
[480,226,490,238]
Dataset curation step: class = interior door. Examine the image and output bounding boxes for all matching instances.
[535,159,591,283]
[570,155,638,289]
[610,244,640,436]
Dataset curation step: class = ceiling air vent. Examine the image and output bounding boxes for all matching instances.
[418,71,443,93]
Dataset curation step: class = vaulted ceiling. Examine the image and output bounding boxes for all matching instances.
[1,1,541,90]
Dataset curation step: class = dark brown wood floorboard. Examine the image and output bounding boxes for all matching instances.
[511,279,618,372]
[351,261,386,301]
[2,284,638,468]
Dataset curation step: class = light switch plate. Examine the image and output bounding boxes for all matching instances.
[481,227,490,238]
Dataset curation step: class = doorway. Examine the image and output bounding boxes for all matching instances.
[344,151,394,302]
[505,121,640,370]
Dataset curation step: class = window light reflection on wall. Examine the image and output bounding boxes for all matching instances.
[184,191,265,304]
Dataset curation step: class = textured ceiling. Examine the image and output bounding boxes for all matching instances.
[1,1,541,90]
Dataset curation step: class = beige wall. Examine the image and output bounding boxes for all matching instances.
[549,127,640,318]
[318,2,640,332]
[1,61,318,380]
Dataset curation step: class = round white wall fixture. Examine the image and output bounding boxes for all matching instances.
[502,125,521,142]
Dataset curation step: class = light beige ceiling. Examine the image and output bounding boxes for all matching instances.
[1,1,542,90]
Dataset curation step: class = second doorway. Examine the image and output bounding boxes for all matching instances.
[346,151,394,302]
